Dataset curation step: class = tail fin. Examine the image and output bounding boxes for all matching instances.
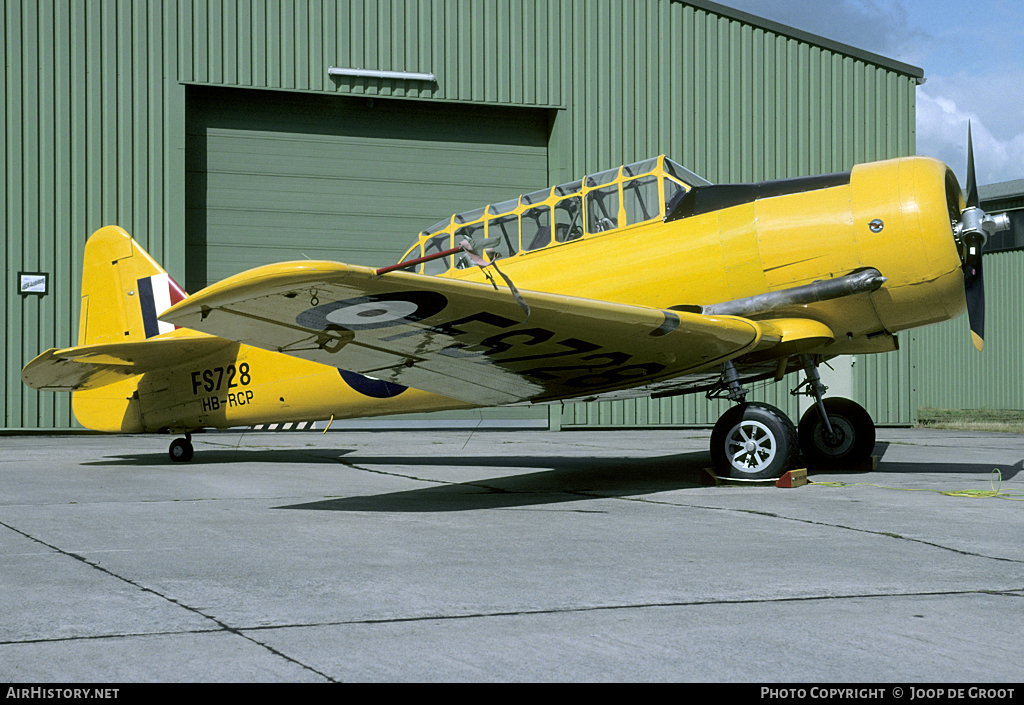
[78,226,188,345]
[65,226,188,432]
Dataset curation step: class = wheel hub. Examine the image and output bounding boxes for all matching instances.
[815,417,855,456]
[726,420,777,473]
[822,427,846,447]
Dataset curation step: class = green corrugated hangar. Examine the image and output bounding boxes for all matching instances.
[8,0,992,434]
[914,183,1024,414]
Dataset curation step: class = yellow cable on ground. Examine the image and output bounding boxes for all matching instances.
[812,469,1024,501]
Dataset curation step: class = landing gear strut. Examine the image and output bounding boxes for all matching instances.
[709,361,798,480]
[708,357,877,479]
[169,433,194,463]
[793,356,875,470]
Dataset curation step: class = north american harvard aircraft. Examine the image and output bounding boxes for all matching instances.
[22,129,1019,480]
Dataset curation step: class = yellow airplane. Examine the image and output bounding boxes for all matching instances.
[22,130,1016,479]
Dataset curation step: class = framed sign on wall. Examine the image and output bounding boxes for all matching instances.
[18,272,49,296]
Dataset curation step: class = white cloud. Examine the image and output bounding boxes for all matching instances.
[719,0,928,61]
[916,89,1024,187]
[713,2,1024,186]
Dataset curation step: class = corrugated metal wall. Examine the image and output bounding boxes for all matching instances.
[915,250,1024,411]
[552,0,920,427]
[178,0,564,108]
[173,0,918,183]
[2,0,184,430]
[3,0,921,430]
[550,0,916,183]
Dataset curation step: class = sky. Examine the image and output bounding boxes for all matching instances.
[715,0,1024,187]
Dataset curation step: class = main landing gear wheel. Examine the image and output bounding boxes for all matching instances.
[169,435,194,463]
[711,402,798,480]
[798,397,875,470]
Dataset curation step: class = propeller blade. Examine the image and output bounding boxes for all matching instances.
[965,122,980,209]
[958,122,997,351]
[963,234,985,351]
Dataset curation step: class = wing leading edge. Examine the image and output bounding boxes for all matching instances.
[159,261,765,406]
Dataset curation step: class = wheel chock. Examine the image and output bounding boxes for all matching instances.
[702,468,809,487]
[701,467,725,485]
[776,469,808,488]
[856,455,879,472]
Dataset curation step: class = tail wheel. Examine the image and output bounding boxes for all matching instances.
[711,402,798,480]
[798,397,875,469]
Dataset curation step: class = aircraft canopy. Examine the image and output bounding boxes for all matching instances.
[397,155,709,274]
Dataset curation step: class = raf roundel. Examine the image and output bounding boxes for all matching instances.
[328,299,419,327]
[295,291,448,331]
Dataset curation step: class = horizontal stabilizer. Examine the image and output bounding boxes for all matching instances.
[22,335,234,391]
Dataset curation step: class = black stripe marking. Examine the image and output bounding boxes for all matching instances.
[136,276,159,339]
[650,311,681,337]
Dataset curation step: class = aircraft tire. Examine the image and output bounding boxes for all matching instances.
[169,437,194,463]
[798,397,875,470]
[710,402,797,480]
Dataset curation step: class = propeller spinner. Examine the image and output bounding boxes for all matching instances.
[953,124,1013,351]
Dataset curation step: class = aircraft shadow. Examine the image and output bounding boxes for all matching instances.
[275,442,1021,513]
[277,451,710,513]
[83,441,1020,513]
[870,442,1022,480]
[83,448,361,467]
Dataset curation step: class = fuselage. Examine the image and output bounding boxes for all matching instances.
[71,155,969,434]
[441,155,966,357]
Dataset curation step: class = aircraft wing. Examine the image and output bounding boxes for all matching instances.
[160,261,766,406]
[22,336,235,391]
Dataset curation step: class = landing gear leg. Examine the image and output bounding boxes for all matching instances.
[709,361,798,480]
[795,356,875,469]
[169,433,194,463]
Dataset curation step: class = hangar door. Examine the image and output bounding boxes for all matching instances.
[185,86,551,293]
[184,86,551,426]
